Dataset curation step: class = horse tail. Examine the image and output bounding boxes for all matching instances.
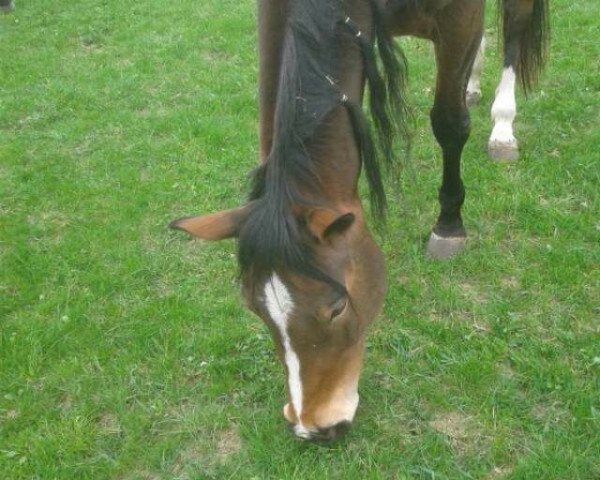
[498,0,550,93]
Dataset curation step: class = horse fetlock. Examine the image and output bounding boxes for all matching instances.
[489,115,518,162]
[1,0,14,13]
[466,89,482,107]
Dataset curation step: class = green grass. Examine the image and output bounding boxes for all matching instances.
[1,0,598,478]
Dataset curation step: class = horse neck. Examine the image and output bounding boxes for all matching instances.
[258,0,376,214]
[298,7,373,211]
[304,108,363,209]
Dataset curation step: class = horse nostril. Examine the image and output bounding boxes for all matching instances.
[316,420,352,442]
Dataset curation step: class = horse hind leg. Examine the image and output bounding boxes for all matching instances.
[426,1,484,260]
[466,35,486,107]
[488,50,519,162]
[488,0,545,162]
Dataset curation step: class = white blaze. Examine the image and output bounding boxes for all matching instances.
[490,66,517,145]
[263,274,304,426]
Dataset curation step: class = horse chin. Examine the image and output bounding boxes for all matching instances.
[283,385,359,442]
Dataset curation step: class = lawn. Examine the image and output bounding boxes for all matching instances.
[1,0,598,479]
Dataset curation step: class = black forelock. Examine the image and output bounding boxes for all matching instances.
[238,0,408,287]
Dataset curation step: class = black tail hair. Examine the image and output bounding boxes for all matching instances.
[499,0,550,92]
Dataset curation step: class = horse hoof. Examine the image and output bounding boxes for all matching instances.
[488,140,519,162]
[1,1,14,13]
[426,232,466,260]
[466,91,481,108]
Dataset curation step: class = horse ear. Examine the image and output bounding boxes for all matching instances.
[306,208,355,242]
[169,204,250,240]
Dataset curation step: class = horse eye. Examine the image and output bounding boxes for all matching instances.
[330,298,348,321]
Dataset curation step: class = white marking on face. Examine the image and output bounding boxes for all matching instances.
[264,274,304,424]
[467,36,486,98]
[490,66,517,145]
[322,383,359,424]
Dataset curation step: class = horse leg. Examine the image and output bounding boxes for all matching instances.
[488,35,520,161]
[258,0,289,162]
[488,0,547,162]
[466,35,486,107]
[426,1,484,259]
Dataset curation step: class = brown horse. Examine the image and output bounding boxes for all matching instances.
[171,0,548,442]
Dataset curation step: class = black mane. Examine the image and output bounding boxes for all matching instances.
[238,0,407,286]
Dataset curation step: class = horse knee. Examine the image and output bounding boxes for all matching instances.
[430,106,470,152]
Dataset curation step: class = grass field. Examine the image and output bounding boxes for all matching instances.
[1,0,598,478]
